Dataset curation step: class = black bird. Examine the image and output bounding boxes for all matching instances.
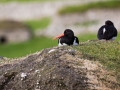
[97,20,117,40]
[53,29,79,46]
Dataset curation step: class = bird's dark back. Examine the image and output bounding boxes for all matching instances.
[97,25,117,40]
[103,25,117,40]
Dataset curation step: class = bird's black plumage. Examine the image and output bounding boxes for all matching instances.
[58,29,79,46]
[97,20,117,40]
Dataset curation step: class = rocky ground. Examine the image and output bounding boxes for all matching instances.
[0,0,120,37]
[0,46,119,90]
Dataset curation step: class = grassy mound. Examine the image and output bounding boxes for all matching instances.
[0,45,120,89]
[74,40,120,84]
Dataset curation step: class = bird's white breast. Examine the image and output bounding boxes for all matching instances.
[73,38,79,45]
[103,28,106,34]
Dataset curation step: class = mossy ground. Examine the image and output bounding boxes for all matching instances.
[0,45,120,89]
[73,40,120,84]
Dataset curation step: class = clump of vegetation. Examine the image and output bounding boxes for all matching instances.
[59,0,120,15]
[74,40,120,83]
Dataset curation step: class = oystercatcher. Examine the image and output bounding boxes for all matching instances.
[97,20,117,40]
[53,29,79,46]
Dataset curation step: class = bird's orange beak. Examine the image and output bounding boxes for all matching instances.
[53,34,64,40]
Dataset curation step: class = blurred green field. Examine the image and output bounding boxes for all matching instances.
[0,36,57,58]
[0,33,119,58]
[59,0,120,15]
[0,34,93,58]
[25,17,51,31]
[0,33,96,58]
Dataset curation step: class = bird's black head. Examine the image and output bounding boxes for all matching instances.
[64,29,74,37]
[105,20,114,26]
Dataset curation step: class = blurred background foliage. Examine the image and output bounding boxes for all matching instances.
[59,0,120,15]
[25,17,51,31]
[0,0,57,3]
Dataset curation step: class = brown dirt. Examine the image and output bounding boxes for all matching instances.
[0,46,119,90]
